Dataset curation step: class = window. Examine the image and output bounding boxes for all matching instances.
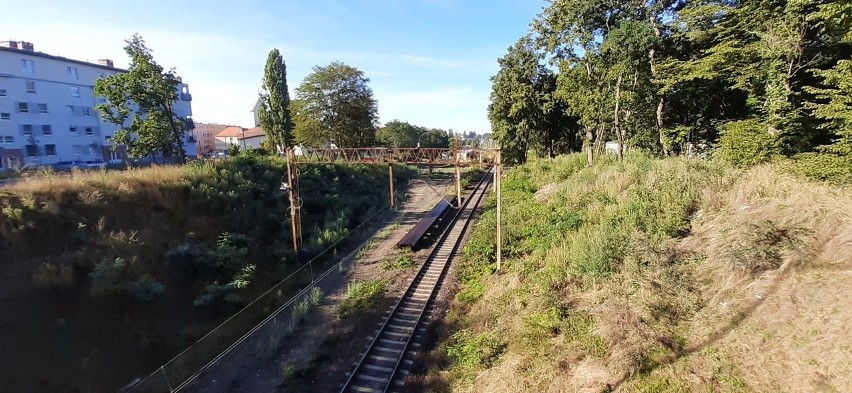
[45,144,57,156]
[82,107,92,116]
[37,103,47,114]
[18,102,29,113]
[26,144,38,157]
[67,105,75,114]
[67,67,79,81]
[97,72,105,79]
[69,126,78,136]
[0,89,6,96]
[70,86,81,98]
[22,124,33,135]
[105,135,112,143]
[25,80,35,94]
[0,136,13,144]
[21,59,34,74]
[85,127,94,136]
[0,113,9,120]
[41,125,52,135]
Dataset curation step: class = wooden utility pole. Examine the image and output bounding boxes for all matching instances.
[495,151,502,272]
[454,149,462,208]
[388,163,395,209]
[285,149,302,264]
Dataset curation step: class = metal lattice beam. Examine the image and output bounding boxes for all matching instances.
[288,147,497,166]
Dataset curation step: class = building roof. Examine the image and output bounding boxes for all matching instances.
[215,126,266,140]
[241,126,266,139]
[194,123,232,135]
[0,45,128,72]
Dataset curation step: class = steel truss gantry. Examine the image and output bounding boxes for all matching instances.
[283,147,503,270]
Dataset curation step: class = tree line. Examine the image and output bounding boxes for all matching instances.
[258,52,451,151]
[96,36,451,161]
[490,0,852,178]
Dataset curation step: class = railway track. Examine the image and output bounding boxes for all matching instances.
[340,169,494,393]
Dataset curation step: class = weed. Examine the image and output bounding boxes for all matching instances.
[382,249,415,270]
[32,263,76,289]
[446,330,506,382]
[89,257,127,297]
[338,279,389,318]
[122,275,166,302]
[722,220,805,274]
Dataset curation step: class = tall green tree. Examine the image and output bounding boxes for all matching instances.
[489,36,575,164]
[805,0,852,155]
[293,61,378,147]
[96,34,188,161]
[377,120,420,147]
[535,0,625,165]
[602,19,657,160]
[257,49,293,151]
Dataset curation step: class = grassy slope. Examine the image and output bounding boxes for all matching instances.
[430,153,851,393]
[0,153,413,392]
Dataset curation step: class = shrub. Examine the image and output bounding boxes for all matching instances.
[446,330,506,370]
[193,264,256,307]
[568,224,630,279]
[722,220,805,274]
[165,242,207,274]
[205,232,250,276]
[291,287,324,327]
[89,257,127,297]
[337,279,389,318]
[716,119,780,167]
[122,275,166,302]
[382,249,415,270]
[790,152,852,185]
[32,263,76,289]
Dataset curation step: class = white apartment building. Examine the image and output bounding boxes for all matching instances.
[0,40,196,169]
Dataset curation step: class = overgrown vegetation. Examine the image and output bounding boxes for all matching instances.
[0,151,414,391]
[337,279,389,318]
[382,248,415,270]
[491,0,852,185]
[434,153,851,392]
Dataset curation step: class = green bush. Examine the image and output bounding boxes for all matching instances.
[193,264,256,307]
[206,232,250,276]
[790,152,852,185]
[446,330,506,370]
[32,263,76,289]
[122,275,166,302]
[382,249,415,270]
[89,257,128,297]
[567,224,630,279]
[337,279,389,317]
[716,119,780,167]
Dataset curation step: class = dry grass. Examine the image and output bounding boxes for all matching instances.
[435,155,852,393]
[3,166,186,196]
[680,165,852,392]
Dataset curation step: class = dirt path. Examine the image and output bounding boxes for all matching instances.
[184,176,452,393]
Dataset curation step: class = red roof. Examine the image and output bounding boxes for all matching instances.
[214,126,266,140]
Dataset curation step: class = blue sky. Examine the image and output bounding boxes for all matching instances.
[4,0,545,132]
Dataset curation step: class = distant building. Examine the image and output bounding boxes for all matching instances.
[214,126,266,150]
[193,122,232,155]
[250,98,261,127]
[0,40,195,169]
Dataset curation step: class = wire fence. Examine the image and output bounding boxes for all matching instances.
[126,206,391,393]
